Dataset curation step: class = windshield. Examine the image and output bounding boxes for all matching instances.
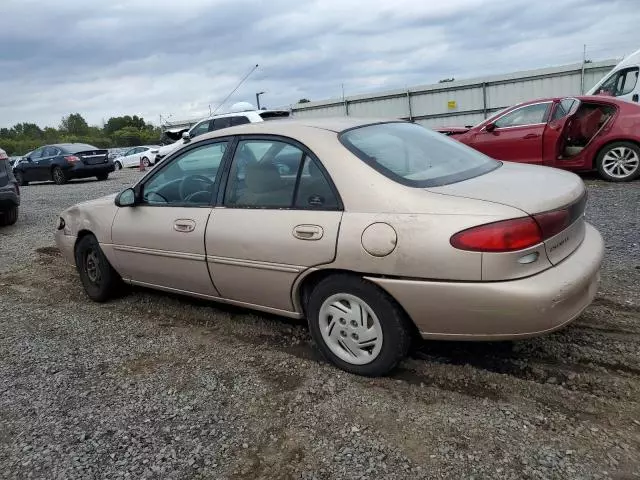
[340,122,499,187]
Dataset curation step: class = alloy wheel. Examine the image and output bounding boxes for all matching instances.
[318,293,383,365]
[602,147,640,179]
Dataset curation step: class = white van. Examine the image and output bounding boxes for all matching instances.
[587,48,640,103]
[154,103,290,163]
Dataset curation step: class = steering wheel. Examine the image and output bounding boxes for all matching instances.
[179,175,214,201]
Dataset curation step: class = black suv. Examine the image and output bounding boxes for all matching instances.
[0,148,20,226]
[13,143,114,185]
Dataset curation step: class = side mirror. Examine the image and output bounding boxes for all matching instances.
[115,188,136,207]
[484,123,496,133]
[182,131,191,143]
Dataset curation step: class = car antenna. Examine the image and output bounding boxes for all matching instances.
[210,64,259,115]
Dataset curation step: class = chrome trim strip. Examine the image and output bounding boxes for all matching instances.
[113,245,205,261]
[125,280,302,318]
[207,255,304,273]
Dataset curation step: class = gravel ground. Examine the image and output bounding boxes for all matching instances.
[0,169,638,479]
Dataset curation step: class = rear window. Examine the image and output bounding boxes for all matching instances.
[67,144,99,153]
[259,111,290,121]
[340,122,500,187]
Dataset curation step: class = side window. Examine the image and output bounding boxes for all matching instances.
[295,157,339,209]
[619,67,639,96]
[230,116,251,126]
[494,103,551,128]
[142,142,228,206]
[42,147,57,157]
[30,148,44,160]
[189,120,211,138]
[224,140,304,208]
[212,117,232,130]
[599,67,639,96]
[551,99,576,122]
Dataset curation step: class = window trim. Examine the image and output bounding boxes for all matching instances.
[217,134,344,211]
[134,137,233,208]
[618,66,639,96]
[488,101,553,130]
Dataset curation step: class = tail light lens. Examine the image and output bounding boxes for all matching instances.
[64,155,80,163]
[451,217,542,252]
[0,152,7,160]
[451,199,583,253]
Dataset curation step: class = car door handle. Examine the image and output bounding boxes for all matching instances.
[523,133,540,139]
[173,219,196,233]
[293,224,324,241]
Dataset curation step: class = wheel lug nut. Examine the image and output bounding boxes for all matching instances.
[340,330,347,337]
[339,318,346,325]
[351,333,359,340]
[350,320,358,327]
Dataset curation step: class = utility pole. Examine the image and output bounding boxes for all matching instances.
[580,44,587,94]
[256,91,265,110]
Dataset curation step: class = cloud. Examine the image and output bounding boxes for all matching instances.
[0,0,637,128]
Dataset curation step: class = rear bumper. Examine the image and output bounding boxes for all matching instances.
[64,162,115,179]
[367,222,604,340]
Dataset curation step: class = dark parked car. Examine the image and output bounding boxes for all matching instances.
[13,143,114,185]
[0,148,20,226]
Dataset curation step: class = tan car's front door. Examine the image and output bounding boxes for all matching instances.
[111,140,230,296]
[206,137,343,313]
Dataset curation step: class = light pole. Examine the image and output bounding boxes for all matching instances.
[255,91,265,110]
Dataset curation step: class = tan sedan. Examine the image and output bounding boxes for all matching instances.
[55,118,604,376]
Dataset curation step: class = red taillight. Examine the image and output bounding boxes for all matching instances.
[0,153,7,161]
[451,217,543,252]
[64,155,80,163]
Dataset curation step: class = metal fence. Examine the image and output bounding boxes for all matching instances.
[290,59,617,128]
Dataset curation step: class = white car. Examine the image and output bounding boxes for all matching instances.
[154,106,290,164]
[113,146,160,170]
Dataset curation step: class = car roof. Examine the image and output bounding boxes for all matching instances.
[196,117,401,142]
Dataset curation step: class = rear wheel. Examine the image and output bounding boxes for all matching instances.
[596,141,640,182]
[96,173,108,181]
[14,170,27,186]
[114,161,122,170]
[0,205,18,226]
[141,157,151,168]
[52,166,67,185]
[74,234,122,302]
[307,275,412,376]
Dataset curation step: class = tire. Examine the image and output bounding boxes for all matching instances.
[596,141,640,182]
[14,170,27,186]
[96,173,108,181]
[114,161,122,170]
[0,205,18,226]
[307,274,411,376]
[52,166,67,185]
[74,234,123,302]
[141,157,150,168]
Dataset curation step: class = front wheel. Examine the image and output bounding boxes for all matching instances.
[114,161,122,170]
[74,234,123,302]
[96,173,108,181]
[596,142,640,182]
[307,275,412,376]
[14,170,27,186]
[0,205,18,226]
[142,157,150,168]
[52,166,67,185]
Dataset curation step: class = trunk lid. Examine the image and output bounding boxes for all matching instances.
[427,161,587,265]
[75,149,109,165]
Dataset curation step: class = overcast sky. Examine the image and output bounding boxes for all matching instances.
[1,0,638,128]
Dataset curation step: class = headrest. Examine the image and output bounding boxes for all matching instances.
[245,162,283,194]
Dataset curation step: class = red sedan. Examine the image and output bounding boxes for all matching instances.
[436,96,640,182]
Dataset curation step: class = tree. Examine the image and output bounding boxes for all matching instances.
[298,98,311,103]
[104,115,146,136]
[60,113,89,136]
